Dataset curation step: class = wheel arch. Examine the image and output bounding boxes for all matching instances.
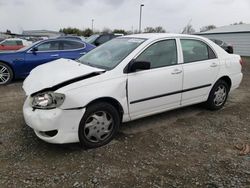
[86,97,124,120]
[216,76,232,89]
[0,60,15,79]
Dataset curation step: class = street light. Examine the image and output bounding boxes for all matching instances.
[139,4,144,33]
[91,19,94,32]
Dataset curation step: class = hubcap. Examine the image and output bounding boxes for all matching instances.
[84,111,113,143]
[214,85,227,106]
[0,65,10,84]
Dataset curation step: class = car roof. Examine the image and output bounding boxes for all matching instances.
[122,33,206,40]
[58,36,81,38]
[39,38,85,43]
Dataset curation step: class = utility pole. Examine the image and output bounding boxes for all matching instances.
[91,19,94,32]
[139,4,144,33]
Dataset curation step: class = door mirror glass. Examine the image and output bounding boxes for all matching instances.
[129,60,151,73]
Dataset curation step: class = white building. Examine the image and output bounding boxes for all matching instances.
[196,24,250,57]
[22,30,63,38]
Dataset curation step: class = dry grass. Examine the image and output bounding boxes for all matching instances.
[242,56,250,63]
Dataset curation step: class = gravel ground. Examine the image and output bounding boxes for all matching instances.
[0,59,250,188]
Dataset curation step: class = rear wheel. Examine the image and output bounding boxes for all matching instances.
[205,80,229,110]
[78,102,120,149]
[0,62,13,85]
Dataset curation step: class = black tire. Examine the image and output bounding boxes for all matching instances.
[205,80,229,110]
[78,102,120,149]
[0,62,13,85]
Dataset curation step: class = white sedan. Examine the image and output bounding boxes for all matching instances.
[23,34,243,148]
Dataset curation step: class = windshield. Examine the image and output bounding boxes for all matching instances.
[86,34,100,44]
[78,37,146,70]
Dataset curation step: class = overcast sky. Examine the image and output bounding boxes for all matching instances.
[0,0,250,34]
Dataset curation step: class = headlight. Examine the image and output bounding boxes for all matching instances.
[31,92,65,109]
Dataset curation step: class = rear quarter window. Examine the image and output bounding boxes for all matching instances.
[63,41,84,50]
[181,39,216,63]
[2,40,17,46]
[16,41,23,45]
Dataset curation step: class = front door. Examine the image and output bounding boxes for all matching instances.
[23,41,62,76]
[127,39,183,120]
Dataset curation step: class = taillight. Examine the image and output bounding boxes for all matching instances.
[240,59,244,66]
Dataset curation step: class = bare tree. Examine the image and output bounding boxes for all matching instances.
[6,29,11,34]
[102,27,112,34]
[154,26,166,33]
[200,25,216,32]
[232,21,245,25]
[144,26,166,33]
[113,29,127,35]
[144,27,155,33]
[181,24,195,34]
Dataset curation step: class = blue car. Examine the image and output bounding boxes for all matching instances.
[0,39,95,85]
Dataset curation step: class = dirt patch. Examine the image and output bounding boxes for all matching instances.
[0,63,250,187]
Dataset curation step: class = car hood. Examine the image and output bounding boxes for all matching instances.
[23,58,105,96]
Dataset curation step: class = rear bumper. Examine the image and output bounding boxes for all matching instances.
[23,97,85,144]
[230,73,243,91]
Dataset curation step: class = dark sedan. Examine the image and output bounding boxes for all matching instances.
[86,33,123,46]
[210,39,234,54]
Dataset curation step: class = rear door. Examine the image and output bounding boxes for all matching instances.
[127,39,183,119]
[180,39,219,105]
[60,40,86,59]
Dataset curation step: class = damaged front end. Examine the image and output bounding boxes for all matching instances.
[23,58,105,96]
[31,92,65,109]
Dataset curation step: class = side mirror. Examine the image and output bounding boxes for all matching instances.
[31,47,38,53]
[129,60,151,73]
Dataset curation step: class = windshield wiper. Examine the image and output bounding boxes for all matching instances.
[75,59,110,70]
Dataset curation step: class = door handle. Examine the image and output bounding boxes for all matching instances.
[171,69,182,75]
[51,54,59,57]
[210,63,218,67]
[80,52,86,55]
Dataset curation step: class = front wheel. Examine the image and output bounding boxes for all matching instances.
[205,80,229,110]
[78,102,120,149]
[0,62,13,85]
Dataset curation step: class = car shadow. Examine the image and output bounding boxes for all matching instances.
[120,103,206,134]
[21,103,207,153]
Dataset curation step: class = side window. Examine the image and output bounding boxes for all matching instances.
[181,39,216,63]
[16,40,23,45]
[62,41,84,50]
[37,41,60,51]
[96,35,110,44]
[136,39,177,69]
[2,40,17,46]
